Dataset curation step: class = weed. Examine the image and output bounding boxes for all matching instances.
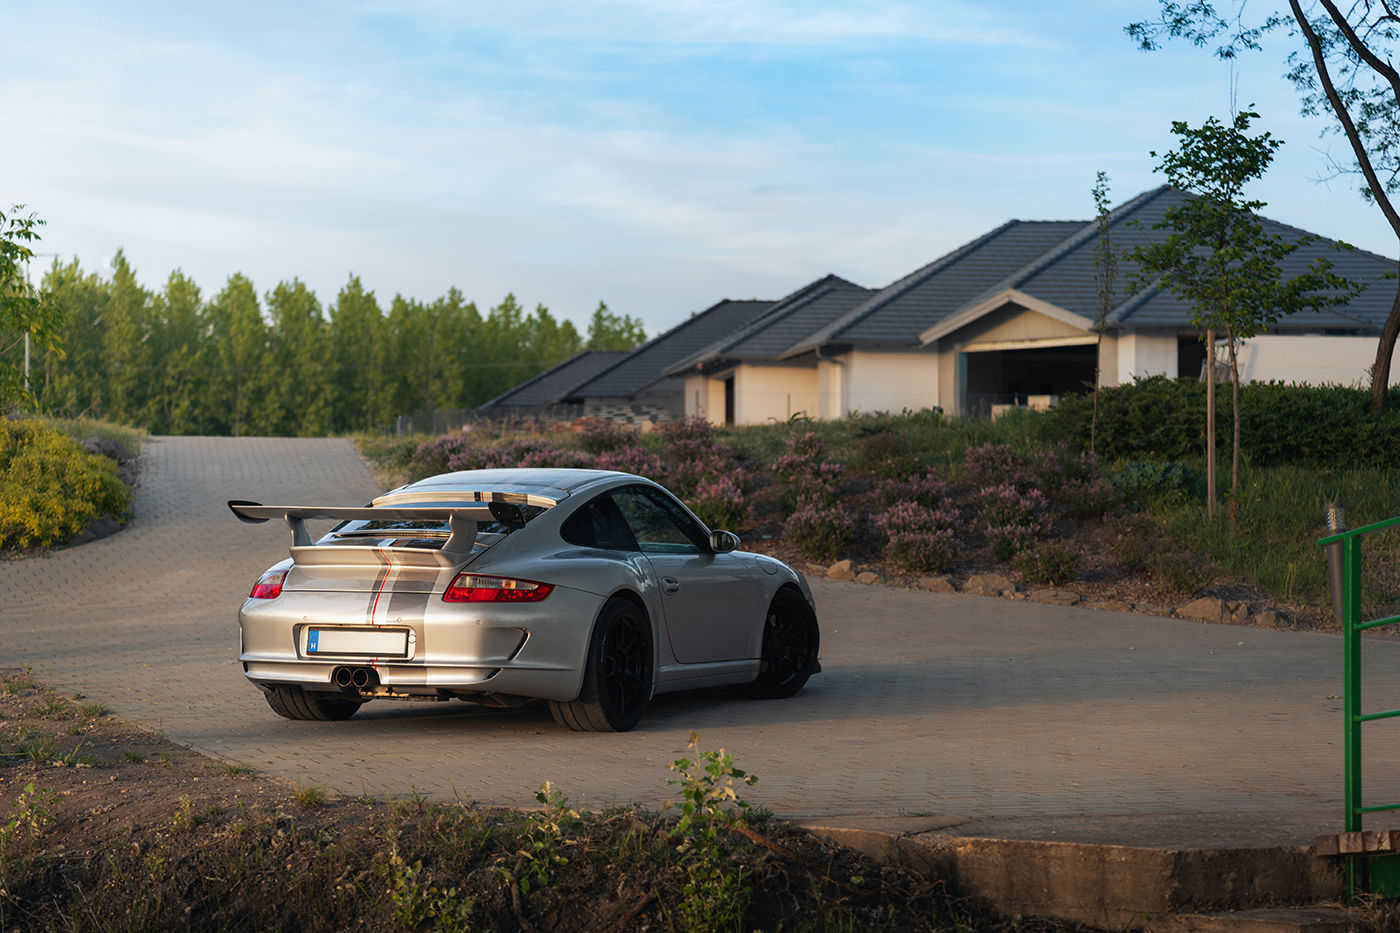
[122,749,146,763]
[80,702,109,718]
[224,763,256,776]
[666,733,758,933]
[383,842,476,931]
[31,696,72,720]
[500,781,584,895]
[1,780,60,859]
[172,796,224,831]
[21,736,55,763]
[294,783,327,809]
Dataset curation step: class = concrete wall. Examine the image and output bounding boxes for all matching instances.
[817,359,844,420]
[845,351,940,415]
[683,375,727,425]
[1115,331,1178,383]
[734,365,818,424]
[1235,334,1397,387]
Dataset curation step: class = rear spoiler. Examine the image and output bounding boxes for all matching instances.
[227,500,528,554]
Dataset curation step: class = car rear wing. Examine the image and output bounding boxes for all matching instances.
[227,500,517,555]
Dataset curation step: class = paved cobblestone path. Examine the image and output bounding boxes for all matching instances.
[3,436,1396,846]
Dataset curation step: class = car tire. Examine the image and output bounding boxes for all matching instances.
[264,685,362,721]
[549,597,653,732]
[735,589,820,700]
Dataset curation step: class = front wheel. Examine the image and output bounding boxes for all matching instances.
[735,589,820,700]
[264,685,363,721]
[549,598,653,732]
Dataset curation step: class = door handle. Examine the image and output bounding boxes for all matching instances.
[661,576,681,595]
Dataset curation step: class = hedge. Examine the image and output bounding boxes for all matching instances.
[1040,377,1400,469]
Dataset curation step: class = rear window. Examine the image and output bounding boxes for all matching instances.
[317,506,548,550]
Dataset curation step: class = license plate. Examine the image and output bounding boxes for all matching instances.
[305,627,409,659]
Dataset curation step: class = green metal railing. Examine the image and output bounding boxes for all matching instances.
[1318,512,1400,897]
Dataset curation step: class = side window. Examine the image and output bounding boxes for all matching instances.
[610,487,707,555]
[561,494,639,550]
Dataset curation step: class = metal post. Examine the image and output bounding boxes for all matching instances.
[1327,504,1346,625]
[23,331,30,395]
[1344,534,1364,897]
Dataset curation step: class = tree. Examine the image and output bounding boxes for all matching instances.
[586,301,647,351]
[262,279,331,436]
[1129,110,1355,515]
[1128,2,1400,410]
[37,258,106,417]
[0,206,61,409]
[327,276,383,432]
[203,274,267,436]
[152,271,204,434]
[102,251,156,426]
[1090,171,1117,454]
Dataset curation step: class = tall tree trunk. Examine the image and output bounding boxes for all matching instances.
[1227,326,1241,521]
[1205,328,1216,518]
[1091,332,1103,453]
[1371,264,1400,411]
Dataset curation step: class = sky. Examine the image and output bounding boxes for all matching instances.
[6,1,1397,337]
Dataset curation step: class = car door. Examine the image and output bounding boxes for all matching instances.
[608,485,758,665]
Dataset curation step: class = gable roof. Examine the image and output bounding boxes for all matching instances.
[667,275,875,375]
[782,221,1086,357]
[478,350,630,408]
[562,298,775,400]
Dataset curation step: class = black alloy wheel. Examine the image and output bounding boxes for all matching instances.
[736,589,820,700]
[550,597,653,732]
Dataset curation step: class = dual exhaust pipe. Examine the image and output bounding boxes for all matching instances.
[333,666,378,690]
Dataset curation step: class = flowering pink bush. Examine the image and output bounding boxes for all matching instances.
[876,473,949,509]
[452,438,597,471]
[689,477,751,531]
[653,416,716,444]
[962,443,1037,491]
[595,444,668,480]
[782,497,856,562]
[876,500,959,573]
[411,431,476,477]
[977,483,1052,561]
[663,437,741,498]
[578,421,639,455]
[773,432,845,511]
[1031,444,1115,517]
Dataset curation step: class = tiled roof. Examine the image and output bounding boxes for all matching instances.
[783,221,1086,356]
[667,275,874,373]
[478,350,630,408]
[564,298,774,399]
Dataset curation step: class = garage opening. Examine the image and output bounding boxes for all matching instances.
[962,344,1097,416]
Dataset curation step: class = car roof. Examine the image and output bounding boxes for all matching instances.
[376,468,638,508]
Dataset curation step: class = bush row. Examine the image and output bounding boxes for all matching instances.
[1042,377,1400,469]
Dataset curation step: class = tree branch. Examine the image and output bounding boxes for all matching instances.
[1292,0,1400,236]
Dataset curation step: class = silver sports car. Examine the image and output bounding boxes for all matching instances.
[228,468,820,732]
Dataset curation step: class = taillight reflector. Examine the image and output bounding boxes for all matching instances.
[443,573,554,603]
[249,569,287,600]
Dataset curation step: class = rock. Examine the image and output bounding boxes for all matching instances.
[1029,588,1081,606]
[1178,597,1229,622]
[1252,609,1281,628]
[826,559,857,582]
[855,571,881,585]
[1084,600,1133,612]
[918,575,957,593]
[964,573,1016,597]
[82,436,121,461]
[1134,603,1174,617]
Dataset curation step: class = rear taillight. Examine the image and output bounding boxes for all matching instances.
[249,569,287,600]
[443,573,554,603]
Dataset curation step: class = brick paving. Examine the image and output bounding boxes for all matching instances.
[2,436,1395,846]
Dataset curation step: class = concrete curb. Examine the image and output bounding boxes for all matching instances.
[803,826,1345,930]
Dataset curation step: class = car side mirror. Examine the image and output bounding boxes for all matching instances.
[708,530,740,553]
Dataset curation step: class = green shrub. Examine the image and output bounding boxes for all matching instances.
[1110,460,1206,508]
[1014,542,1082,586]
[1042,377,1400,469]
[781,499,856,563]
[0,418,131,550]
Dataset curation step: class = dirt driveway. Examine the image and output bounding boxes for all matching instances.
[1,436,1390,847]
